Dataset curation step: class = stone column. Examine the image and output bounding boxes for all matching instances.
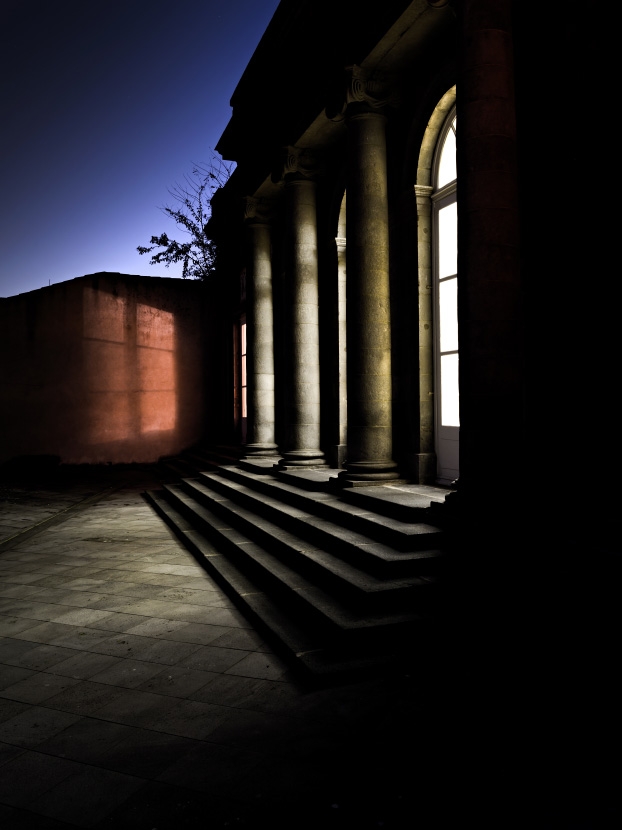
[277,147,326,468]
[243,198,279,458]
[338,67,399,484]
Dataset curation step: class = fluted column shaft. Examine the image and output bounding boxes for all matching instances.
[341,108,398,482]
[278,175,325,467]
[244,219,278,457]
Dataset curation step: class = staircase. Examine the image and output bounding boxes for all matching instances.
[144,457,452,681]
[158,445,243,480]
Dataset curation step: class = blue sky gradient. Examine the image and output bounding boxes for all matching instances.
[0,0,280,297]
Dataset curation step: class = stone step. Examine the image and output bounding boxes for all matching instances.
[143,461,449,680]
[273,467,342,491]
[210,466,445,554]
[158,456,199,480]
[170,480,437,616]
[341,482,452,523]
[145,489,408,680]
[181,452,225,474]
[193,472,444,576]
[178,444,242,472]
[151,485,432,672]
[238,457,281,475]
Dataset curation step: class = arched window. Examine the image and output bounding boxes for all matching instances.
[414,86,457,485]
[433,109,458,426]
[432,106,458,483]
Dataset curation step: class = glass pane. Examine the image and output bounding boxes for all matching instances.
[440,353,460,427]
[437,117,456,188]
[439,277,458,353]
[241,322,246,355]
[438,201,457,278]
[241,387,247,419]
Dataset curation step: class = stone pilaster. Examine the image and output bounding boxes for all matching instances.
[338,67,399,484]
[334,234,348,468]
[415,183,436,483]
[276,147,326,468]
[456,0,523,510]
[242,197,279,458]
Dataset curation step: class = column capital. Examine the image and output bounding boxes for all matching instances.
[327,65,399,122]
[272,146,323,184]
[414,184,434,198]
[414,184,434,211]
[243,196,275,225]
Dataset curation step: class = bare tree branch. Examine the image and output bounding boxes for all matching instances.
[137,150,234,280]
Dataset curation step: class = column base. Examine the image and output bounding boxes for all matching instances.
[242,443,280,460]
[276,449,327,469]
[338,459,401,485]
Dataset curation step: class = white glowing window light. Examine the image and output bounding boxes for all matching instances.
[434,111,458,428]
[437,116,456,189]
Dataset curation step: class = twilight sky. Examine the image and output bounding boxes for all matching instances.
[0,0,281,298]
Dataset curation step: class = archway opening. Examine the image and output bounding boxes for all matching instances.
[415,86,458,485]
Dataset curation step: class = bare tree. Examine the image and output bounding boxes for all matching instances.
[137,153,234,280]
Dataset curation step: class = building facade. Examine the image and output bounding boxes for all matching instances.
[200,9,618,805]
[206,0,618,547]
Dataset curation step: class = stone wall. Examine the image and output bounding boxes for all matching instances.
[0,273,207,465]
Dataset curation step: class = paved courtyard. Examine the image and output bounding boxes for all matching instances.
[1,465,618,829]
[0,466,445,829]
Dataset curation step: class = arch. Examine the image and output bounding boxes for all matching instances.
[414,85,456,484]
[416,86,456,189]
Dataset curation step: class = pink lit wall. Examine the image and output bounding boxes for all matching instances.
[0,273,208,465]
